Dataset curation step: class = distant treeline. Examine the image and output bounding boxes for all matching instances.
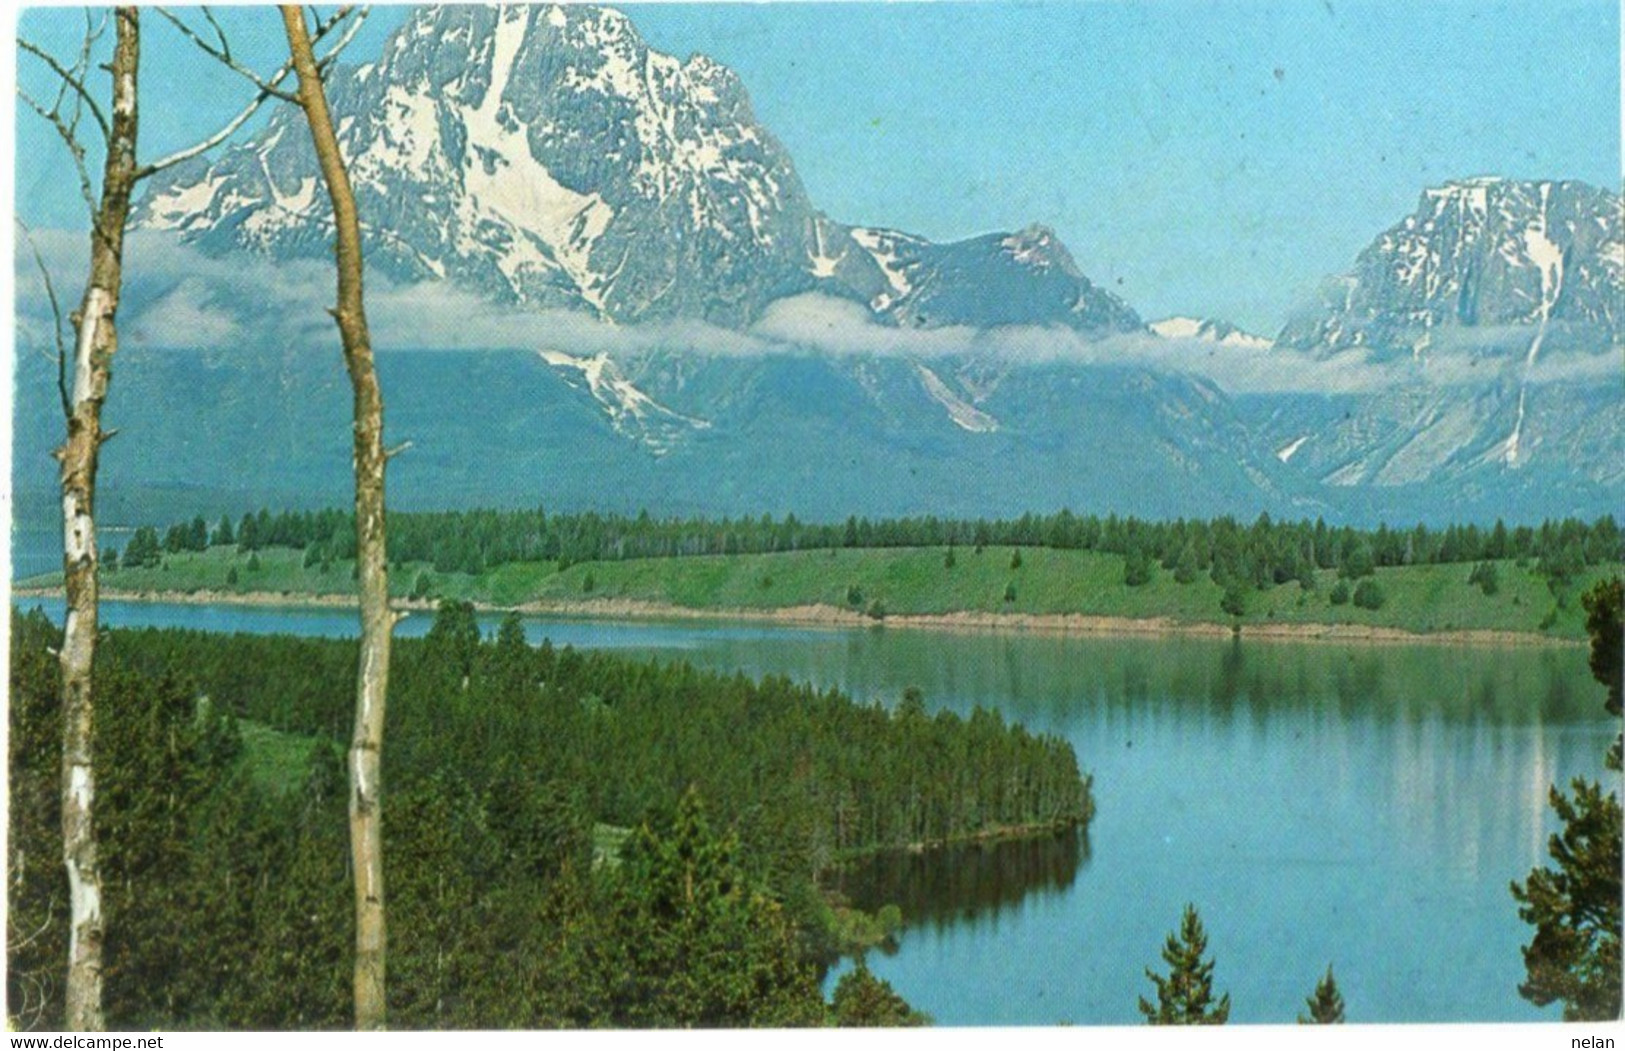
[121,506,1621,587]
[9,606,1087,1028]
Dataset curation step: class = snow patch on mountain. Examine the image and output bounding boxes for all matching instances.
[147,175,225,229]
[539,348,709,454]
[1275,435,1309,463]
[1003,226,1066,270]
[1500,181,1567,467]
[851,228,917,311]
[806,218,845,279]
[912,362,999,433]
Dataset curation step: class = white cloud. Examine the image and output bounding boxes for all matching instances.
[125,279,243,348]
[13,230,1619,398]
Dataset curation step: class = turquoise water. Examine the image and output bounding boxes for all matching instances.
[7,595,1614,1025]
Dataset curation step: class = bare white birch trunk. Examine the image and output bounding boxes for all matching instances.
[57,9,139,1031]
[279,6,393,1030]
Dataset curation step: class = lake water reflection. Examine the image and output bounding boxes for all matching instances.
[8,597,1614,1024]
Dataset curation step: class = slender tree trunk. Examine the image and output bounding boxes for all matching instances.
[280,6,392,1030]
[57,9,139,1031]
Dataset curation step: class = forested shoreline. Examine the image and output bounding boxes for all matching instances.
[8,604,1089,1029]
[117,506,1623,584]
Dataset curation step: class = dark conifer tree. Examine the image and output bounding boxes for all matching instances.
[1139,904,1231,1025]
[831,958,926,1026]
[425,600,482,688]
[1298,965,1345,1023]
[605,788,827,1027]
[1511,577,1623,1021]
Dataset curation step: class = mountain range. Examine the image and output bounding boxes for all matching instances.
[135,4,1140,336]
[11,3,1619,529]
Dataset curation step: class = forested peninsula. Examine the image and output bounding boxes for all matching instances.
[9,604,1087,1028]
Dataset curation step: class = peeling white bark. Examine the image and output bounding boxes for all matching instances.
[70,290,108,402]
[68,763,93,809]
[65,858,102,953]
[57,10,139,1031]
[62,492,94,564]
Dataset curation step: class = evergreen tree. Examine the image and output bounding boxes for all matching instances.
[1339,542,1376,580]
[1139,904,1231,1025]
[1124,547,1154,587]
[1582,578,1622,771]
[425,600,482,688]
[1352,579,1386,610]
[237,513,259,552]
[1539,540,1588,598]
[386,774,502,1028]
[831,958,926,1026]
[605,788,825,1027]
[1511,576,1623,1021]
[1298,965,1345,1023]
[124,526,161,569]
[1173,543,1200,585]
[212,514,235,548]
[1511,781,1622,1021]
[494,611,528,655]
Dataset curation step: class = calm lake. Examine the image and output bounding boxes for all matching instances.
[8,593,1615,1025]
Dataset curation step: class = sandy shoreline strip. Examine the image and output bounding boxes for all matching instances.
[9,585,1577,647]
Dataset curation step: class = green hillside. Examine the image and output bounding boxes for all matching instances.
[21,545,1617,640]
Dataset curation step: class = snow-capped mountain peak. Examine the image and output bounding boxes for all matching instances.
[1001,225,1077,274]
[137,3,817,324]
[1150,316,1272,350]
[1277,178,1622,357]
[133,4,1140,338]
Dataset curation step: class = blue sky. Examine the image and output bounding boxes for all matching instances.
[15,1,1621,332]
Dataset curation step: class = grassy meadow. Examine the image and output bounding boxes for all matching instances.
[23,543,1618,639]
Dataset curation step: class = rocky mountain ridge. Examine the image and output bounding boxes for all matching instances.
[1276,177,1622,358]
[60,7,1617,525]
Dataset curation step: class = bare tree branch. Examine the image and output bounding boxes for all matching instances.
[15,219,74,419]
[60,10,107,144]
[139,5,367,179]
[201,6,232,61]
[16,87,97,219]
[18,38,111,142]
[154,7,301,103]
[315,5,370,74]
